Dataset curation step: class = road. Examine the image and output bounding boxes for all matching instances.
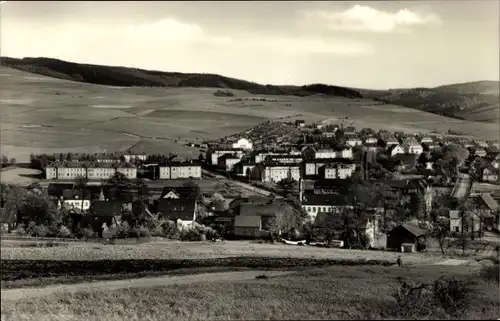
[202,169,283,199]
[0,270,295,302]
[451,174,471,200]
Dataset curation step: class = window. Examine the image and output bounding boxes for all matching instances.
[455,227,459,232]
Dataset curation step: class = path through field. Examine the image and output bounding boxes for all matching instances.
[0,270,295,302]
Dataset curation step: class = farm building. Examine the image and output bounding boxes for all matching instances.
[386,222,428,252]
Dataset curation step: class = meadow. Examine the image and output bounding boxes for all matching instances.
[1,264,498,321]
[1,66,498,165]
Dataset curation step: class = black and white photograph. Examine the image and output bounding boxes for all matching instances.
[0,1,499,320]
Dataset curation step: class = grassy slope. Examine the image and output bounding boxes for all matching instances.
[1,265,498,321]
[2,56,498,123]
[358,81,500,123]
[0,57,362,99]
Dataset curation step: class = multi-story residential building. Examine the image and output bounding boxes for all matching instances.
[300,158,354,179]
[254,151,302,163]
[231,138,253,150]
[406,139,424,155]
[315,147,352,160]
[318,161,355,180]
[159,161,202,179]
[123,153,147,162]
[364,136,378,145]
[207,148,244,165]
[255,163,300,183]
[95,153,121,163]
[46,162,137,180]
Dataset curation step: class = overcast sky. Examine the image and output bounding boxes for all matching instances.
[1,1,498,89]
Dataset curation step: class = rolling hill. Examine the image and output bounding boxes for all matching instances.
[0,57,362,99]
[358,82,499,123]
[1,56,498,124]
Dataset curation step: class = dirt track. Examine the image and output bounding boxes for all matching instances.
[0,270,295,302]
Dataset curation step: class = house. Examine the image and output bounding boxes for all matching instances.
[207,148,244,166]
[234,215,262,238]
[254,151,302,163]
[482,167,499,183]
[115,162,138,179]
[295,120,306,128]
[406,139,424,155]
[388,144,408,157]
[449,210,482,235]
[474,140,490,149]
[465,194,499,231]
[233,162,257,178]
[301,191,351,221]
[485,152,500,165]
[346,136,363,147]
[217,154,241,171]
[418,136,433,144]
[86,200,123,237]
[159,187,198,199]
[313,211,385,249]
[123,153,147,163]
[159,161,202,179]
[315,123,324,130]
[0,204,17,232]
[392,153,418,171]
[232,138,253,150]
[474,148,487,157]
[59,189,92,211]
[255,162,300,183]
[47,183,75,198]
[344,126,356,133]
[318,159,355,180]
[315,147,352,159]
[364,136,378,145]
[386,222,428,252]
[156,198,197,227]
[378,134,399,148]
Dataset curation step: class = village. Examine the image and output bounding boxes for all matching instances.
[1,119,499,253]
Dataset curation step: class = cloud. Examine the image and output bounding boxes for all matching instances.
[303,5,441,33]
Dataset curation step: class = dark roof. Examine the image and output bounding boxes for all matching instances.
[218,154,240,161]
[234,215,261,228]
[485,152,500,161]
[239,201,289,217]
[478,194,499,211]
[301,191,348,206]
[156,198,196,221]
[160,187,198,199]
[90,201,123,217]
[392,153,418,166]
[161,161,202,167]
[47,183,75,197]
[314,211,371,229]
[391,222,428,237]
[313,179,354,189]
[62,189,91,200]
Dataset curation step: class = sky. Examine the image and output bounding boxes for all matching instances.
[0,1,498,89]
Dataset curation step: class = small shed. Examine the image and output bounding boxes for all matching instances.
[234,215,262,238]
[387,222,428,252]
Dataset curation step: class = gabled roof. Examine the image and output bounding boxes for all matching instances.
[62,189,91,200]
[90,201,123,217]
[234,215,261,228]
[394,222,428,237]
[47,183,75,197]
[239,201,290,217]
[160,187,198,199]
[156,198,196,221]
[478,193,499,211]
[301,191,348,206]
[392,153,418,167]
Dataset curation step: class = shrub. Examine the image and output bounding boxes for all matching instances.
[79,227,95,239]
[480,263,499,283]
[57,225,71,238]
[432,277,475,316]
[180,228,202,241]
[11,226,27,236]
[33,225,49,237]
[116,222,130,238]
[129,226,150,238]
[163,221,180,239]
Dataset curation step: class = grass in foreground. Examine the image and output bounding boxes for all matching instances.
[2,265,498,321]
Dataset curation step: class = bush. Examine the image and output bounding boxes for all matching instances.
[480,263,499,283]
[11,226,27,236]
[129,226,150,238]
[180,228,202,241]
[79,227,95,239]
[57,225,71,238]
[33,225,49,237]
[391,276,475,318]
[163,221,180,239]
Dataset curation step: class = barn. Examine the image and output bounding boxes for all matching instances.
[387,222,428,252]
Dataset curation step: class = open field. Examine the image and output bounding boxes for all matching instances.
[1,66,498,163]
[1,264,498,320]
